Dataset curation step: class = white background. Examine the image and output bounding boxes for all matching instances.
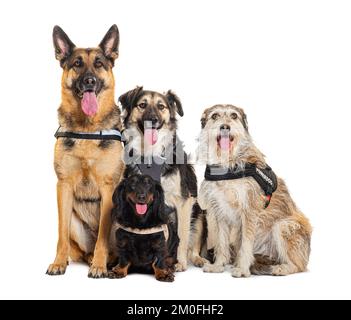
[0,0,350,300]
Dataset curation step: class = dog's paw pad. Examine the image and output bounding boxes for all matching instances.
[203,263,225,273]
[46,263,67,276]
[231,267,251,278]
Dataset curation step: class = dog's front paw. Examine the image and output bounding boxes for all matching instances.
[88,265,107,279]
[191,255,209,268]
[156,271,175,282]
[175,261,187,272]
[203,263,225,273]
[231,267,251,278]
[46,263,67,276]
[107,271,127,279]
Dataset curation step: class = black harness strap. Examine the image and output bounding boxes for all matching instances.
[54,127,122,141]
[205,163,278,208]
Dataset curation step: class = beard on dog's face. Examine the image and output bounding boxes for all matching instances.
[200,105,249,162]
[126,175,156,216]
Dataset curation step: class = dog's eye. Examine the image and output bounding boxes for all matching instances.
[211,113,219,120]
[158,104,166,111]
[73,59,83,68]
[231,113,238,120]
[138,103,147,109]
[95,59,103,68]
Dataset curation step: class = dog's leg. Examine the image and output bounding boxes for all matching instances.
[231,213,256,278]
[175,198,194,272]
[252,218,311,276]
[189,212,208,267]
[88,184,114,278]
[203,215,230,273]
[47,181,73,275]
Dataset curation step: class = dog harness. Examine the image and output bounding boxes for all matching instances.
[115,223,169,241]
[205,163,278,208]
[54,126,122,141]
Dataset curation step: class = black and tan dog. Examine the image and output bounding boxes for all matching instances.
[109,174,178,282]
[119,87,202,271]
[47,25,125,278]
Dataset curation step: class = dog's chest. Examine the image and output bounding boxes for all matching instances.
[54,139,122,182]
[200,178,259,220]
[161,171,182,207]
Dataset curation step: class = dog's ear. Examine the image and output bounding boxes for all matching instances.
[153,182,167,223]
[200,108,211,129]
[111,179,127,221]
[166,90,184,117]
[119,86,144,112]
[99,24,120,63]
[237,107,249,132]
[53,26,76,67]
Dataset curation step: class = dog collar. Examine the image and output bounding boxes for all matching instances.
[54,126,122,141]
[205,163,278,208]
[115,223,169,241]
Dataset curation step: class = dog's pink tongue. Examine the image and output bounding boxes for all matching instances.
[136,203,148,215]
[144,128,158,145]
[219,136,230,151]
[81,92,98,117]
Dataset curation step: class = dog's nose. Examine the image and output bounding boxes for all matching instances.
[137,194,146,202]
[149,116,158,125]
[220,124,231,131]
[83,75,97,86]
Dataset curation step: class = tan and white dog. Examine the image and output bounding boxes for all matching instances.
[196,104,312,277]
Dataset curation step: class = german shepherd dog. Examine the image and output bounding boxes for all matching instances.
[119,87,199,271]
[47,25,125,278]
[109,174,178,282]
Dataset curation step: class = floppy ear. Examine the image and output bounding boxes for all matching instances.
[166,90,184,117]
[152,182,167,223]
[53,26,76,67]
[99,24,120,63]
[119,86,143,111]
[200,108,210,129]
[111,179,127,221]
[238,107,249,132]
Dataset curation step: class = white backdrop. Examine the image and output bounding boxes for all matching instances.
[0,0,350,300]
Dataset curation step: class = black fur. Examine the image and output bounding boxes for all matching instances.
[98,140,114,149]
[63,138,75,150]
[111,175,179,277]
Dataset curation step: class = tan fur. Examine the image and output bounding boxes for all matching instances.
[47,45,124,278]
[198,104,312,277]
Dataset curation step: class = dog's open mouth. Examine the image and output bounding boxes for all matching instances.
[217,133,234,151]
[143,122,164,146]
[80,90,99,117]
[135,203,148,215]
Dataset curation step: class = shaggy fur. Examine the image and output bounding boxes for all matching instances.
[47,25,124,278]
[119,87,201,271]
[110,175,178,282]
[195,104,312,277]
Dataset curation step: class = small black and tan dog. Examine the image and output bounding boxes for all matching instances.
[109,174,179,282]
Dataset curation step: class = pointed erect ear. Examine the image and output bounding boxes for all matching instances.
[119,86,143,111]
[99,24,120,63]
[53,26,76,67]
[166,90,184,117]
